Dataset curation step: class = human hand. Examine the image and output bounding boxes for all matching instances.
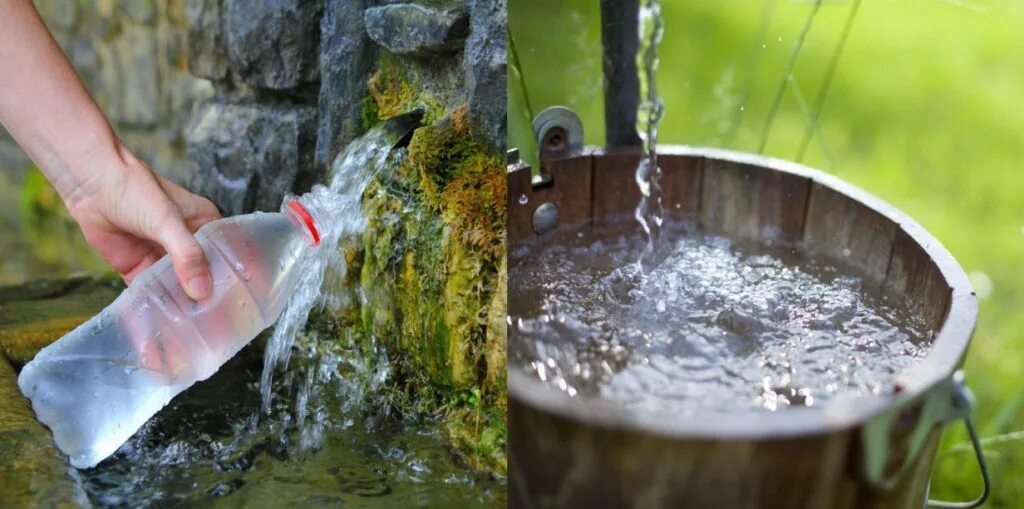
[62,144,222,300]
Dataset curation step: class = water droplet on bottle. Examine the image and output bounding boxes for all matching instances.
[518,194,529,205]
[842,248,852,257]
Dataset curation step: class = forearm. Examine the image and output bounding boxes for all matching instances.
[0,0,124,204]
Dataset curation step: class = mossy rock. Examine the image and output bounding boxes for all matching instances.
[0,359,79,507]
[0,275,123,365]
[348,56,507,475]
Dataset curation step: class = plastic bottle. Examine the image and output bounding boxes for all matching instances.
[17,191,330,469]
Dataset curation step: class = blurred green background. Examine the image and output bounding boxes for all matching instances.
[0,167,105,286]
[510,0,1023,505]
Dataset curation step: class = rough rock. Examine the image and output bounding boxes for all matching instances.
[315,0,375,172]
[186,0,228,80]
[0,276,122,365]
[186,100,317,215]
[464,0,506,151]
[121,0,157,25]
[364,1,470,57]
[110,24,160,127]
[225,0,324,89]
[0,359,79,507]
[0,276,122,504]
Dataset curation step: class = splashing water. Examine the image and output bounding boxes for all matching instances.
[634,0,665,257]
[78,339,501,508]
[509,226,931,414]
[258,126,402,434]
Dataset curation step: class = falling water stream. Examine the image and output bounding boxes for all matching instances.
[634,0,665,258]
[73,125,503,507]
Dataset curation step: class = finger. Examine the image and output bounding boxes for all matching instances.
[155,176,222,229]
[151,210,213,301]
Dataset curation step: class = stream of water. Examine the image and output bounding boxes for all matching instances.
[634,0,665,257]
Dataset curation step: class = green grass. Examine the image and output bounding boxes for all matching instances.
[511,0,1024,505]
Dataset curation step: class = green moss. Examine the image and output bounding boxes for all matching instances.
[347,54,507,477]
[366,52,445,125]
[405,107,507,261]
[360,94,380,131]
[485,256,508,401]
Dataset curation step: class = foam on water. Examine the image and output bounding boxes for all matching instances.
[509,227,932,414]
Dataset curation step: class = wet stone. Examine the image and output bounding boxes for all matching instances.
[0,359,79,507]
[364,1,470,57]
[0,276,123,365]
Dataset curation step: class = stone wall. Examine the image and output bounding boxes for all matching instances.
[0,0,212,185]
[1,0,506,216]
[184,0,506,215]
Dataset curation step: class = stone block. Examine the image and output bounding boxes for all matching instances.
[185,100,317,215]
[110,24,160,128]
[364,1,469,57]
[120,0,156,24]
[186,0,228,81]
[314,0,374,171]
[225,0,323,89]
[0,276,122,365]
[464,0,506,152]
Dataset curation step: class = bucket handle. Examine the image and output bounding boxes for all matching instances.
[862,371,989,508]
[926,403,990,508]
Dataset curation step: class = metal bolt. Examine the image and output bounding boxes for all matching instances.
[532,203,559,234]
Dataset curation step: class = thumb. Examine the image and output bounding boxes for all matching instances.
[153,214,213,300]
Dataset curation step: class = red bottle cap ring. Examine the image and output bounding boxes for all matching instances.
[288,200,320,247]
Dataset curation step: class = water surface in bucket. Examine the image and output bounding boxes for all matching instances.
[509,226,932,413]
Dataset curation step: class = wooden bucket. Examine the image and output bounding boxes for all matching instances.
[507,115,981,509]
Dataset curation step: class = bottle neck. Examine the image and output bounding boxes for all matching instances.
[284,198,324,247]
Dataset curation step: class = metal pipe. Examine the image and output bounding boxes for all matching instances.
[600,0,642,148]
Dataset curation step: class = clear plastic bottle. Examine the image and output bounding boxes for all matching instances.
[17,191,330,469]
